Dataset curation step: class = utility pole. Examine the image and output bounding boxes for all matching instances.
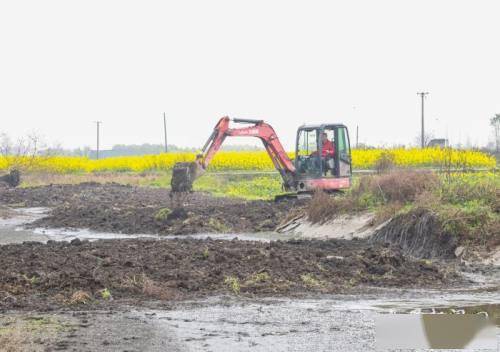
[417,92,429,148]
[356,125,359,148]
[94,121,102,159]
[163,112,168,153]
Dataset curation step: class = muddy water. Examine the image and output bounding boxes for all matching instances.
[143,293,499,352]
[0,208,290,244]
[3,295,498,351]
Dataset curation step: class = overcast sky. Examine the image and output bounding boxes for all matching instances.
[0,0,499,150]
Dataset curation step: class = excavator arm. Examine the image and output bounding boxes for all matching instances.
[171,117,296,192]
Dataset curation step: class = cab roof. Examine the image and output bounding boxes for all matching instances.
[298,123,347,130]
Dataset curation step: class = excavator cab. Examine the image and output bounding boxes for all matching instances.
[294,124,352,192]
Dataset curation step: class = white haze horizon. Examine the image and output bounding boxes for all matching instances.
[0,0,499,151]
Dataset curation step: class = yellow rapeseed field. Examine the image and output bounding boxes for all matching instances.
[0,148,495,173]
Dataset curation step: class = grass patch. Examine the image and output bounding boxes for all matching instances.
[224,276,241,294]
[307,170,499,247]
[99,288,112,300]
[154,207,172,221]
[300,273,324,288]
[0,315,68,352]
[244,272,271,285]
[193,173,282,200]
[68,290,92,305]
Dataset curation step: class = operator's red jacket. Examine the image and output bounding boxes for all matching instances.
[322,140,335,157]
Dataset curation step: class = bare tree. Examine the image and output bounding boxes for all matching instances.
[0,133,12,156]
[413,132,435,147]
[0,132,47,171]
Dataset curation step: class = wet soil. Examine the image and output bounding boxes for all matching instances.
[0,183,303,235]
[0,237,461,311]
[2,296,499,352]
[371,208,458,259]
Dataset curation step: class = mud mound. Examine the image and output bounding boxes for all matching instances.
[0,183,302,234]
[0,170,20,188]
[371,208,457,259]
[0,238,459,310]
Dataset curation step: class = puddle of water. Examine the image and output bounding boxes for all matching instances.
[420,303,500,327]
[32,227,274,243]
[0,207,280,244]
[33,227,159,242]
[371,300,500,350]
[376,313,497,350]
[143,294,500,352]
[0,207,48,227]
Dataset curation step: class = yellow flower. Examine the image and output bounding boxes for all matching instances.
[0,148,495,174]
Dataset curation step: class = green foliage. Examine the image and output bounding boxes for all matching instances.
[193,174,283,200]
[100,288,112,300]
[208,218,229,232]
[224,276,241,294]
[300,273,324,288]
[245,272,271,285]
[22,274,39,285]
[154,207,172,221]
[439,172,499,208]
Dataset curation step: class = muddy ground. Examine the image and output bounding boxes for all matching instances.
[0,183,499,351]
[0,237,462,311]
[0,183,303,235]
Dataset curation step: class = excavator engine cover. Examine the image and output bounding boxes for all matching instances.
[171,162,198,192]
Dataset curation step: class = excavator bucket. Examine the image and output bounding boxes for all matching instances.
[171,162,199,192]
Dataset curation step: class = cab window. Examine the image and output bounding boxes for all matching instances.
[297,129,318,156]
[296,129,321,176]
[337,127,351,177]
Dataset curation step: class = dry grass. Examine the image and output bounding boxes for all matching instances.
[371,202,404,226]
[0,316,61,352]
[360,170,439,203]
[307,190,362,224]
[68,290,92,305]
[307,170,440,224]
[374,151,396,173]
[120,274,176,300]
[0,326,26,352]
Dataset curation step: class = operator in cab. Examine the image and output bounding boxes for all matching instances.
[320,132,334,157]
[312,132,335,157]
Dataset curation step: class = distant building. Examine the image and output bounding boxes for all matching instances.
[427,139,449,148]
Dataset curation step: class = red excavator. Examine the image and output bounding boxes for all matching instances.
[171,117,352,197]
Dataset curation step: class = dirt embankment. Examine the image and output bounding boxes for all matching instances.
[371,208,458,259]
[0,183,303,235]
[0,238,460,310]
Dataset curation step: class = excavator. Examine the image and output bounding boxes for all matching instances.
[171,117,352,197]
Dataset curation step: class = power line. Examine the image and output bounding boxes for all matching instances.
[417,92,429,148]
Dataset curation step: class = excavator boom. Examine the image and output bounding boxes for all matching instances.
[171,117,296,193]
